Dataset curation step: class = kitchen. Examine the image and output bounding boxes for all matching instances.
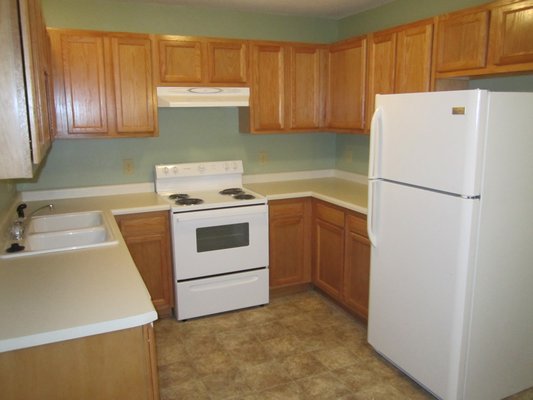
[1,0,533,399]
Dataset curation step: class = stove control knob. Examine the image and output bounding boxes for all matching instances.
[163,167,169,175]
[172,166,178,175]
[198,164,206,173]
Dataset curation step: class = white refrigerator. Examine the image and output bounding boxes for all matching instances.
[367,90,533,400]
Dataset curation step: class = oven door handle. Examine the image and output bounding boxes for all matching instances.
[174,204,268,221]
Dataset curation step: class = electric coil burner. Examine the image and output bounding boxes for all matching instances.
[155,160,269,321]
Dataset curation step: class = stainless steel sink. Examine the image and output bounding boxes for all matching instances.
[2,211,118,258]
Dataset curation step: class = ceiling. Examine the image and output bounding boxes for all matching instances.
[119,0,397,19]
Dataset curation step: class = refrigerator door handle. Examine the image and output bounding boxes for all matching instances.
[367,180,377,247]
[369,107,383,180]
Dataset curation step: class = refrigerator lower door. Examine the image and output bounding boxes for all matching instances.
[368,180,479,400]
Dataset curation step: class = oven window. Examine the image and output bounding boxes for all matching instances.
[196,223,249,252]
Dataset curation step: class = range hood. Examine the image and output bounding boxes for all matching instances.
[157,87,250,108]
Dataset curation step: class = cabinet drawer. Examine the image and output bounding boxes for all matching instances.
[346,213,367,238]
[269,199,306,218]
[314,201,344,228]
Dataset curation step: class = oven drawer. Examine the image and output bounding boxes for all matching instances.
[175,268,269,320]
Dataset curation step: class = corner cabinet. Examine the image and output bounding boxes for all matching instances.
[115,211,174,318]
[367,19,433,127]
[1,0,53,179]
[49,29,158,138]
[268,198,312,290]
[325,36,367,133]
[312,200,370,321]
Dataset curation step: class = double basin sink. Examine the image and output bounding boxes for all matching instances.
[2,211,118,258]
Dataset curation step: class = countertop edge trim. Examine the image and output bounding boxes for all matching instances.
[0,311,158,353]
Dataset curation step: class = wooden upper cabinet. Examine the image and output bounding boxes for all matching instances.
[435,9,489,73]
[157,38,203,83]
[367,31,396,127]
[154,36,248,86]
[0,0,54,179]
[19,0,53,165]
[248,42,286,132]
[395,21,434,93]
[325,36,367,132]
[207,41,248,84]
[50,29,158,138]
[111,36,155,134]
[367,19,433,127]
[489,0,533,66]
[57,33,108,135]
[286,45,325,130]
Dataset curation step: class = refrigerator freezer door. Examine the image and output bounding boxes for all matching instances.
[372,90,487,197]
[368,180,478,399]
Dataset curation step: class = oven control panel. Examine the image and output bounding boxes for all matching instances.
[155,160,243,178]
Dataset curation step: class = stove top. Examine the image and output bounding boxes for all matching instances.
[155,161,267,212]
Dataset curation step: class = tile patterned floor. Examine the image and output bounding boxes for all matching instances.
[154,290,533,400]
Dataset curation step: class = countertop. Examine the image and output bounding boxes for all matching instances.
[0,193,169,353]
[246,177,368,214]
[0,178,366,353]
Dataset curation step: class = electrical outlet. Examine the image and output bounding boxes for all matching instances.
[259,151,269,164]
[123,159,135,175]
[342,149,353,163]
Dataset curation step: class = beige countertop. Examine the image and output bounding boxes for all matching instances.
[0,193,169,353]
[245,177,368,214]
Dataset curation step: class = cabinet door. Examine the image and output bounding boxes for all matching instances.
[367,31,396,128]
[269,199,311,288]
[19,0,52,164]
[435,9,489,72]
[313,201,345,301]
[395,21,434,93]
[344,213,370,321]
[111,36,156,135]
[326,36,367,131]
[56,32,109,135]
[249,43,286,132]
[489,0,533,66]
[286,45,324,130]
[207,41,248,84]
[157,38,204,83]
[116,212,174,318]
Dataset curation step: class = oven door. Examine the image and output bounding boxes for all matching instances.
[172,204,268,280]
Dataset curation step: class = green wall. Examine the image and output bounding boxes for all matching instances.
[42,0,338,43]
[337,0,490,39]
[18,109,335,189]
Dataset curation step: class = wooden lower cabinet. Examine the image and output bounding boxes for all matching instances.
[115,211,174,318]
[269,198,312,289]
[313,200,346,300]
[344,212,371,321]
[0,324,160,400]
[312,200,370,320]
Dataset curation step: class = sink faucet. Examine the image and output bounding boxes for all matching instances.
[16,202,54,219]
[27,203,54,219]
[9,203,54,241]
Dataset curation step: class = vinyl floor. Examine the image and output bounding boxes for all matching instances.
[154,290,533,400]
